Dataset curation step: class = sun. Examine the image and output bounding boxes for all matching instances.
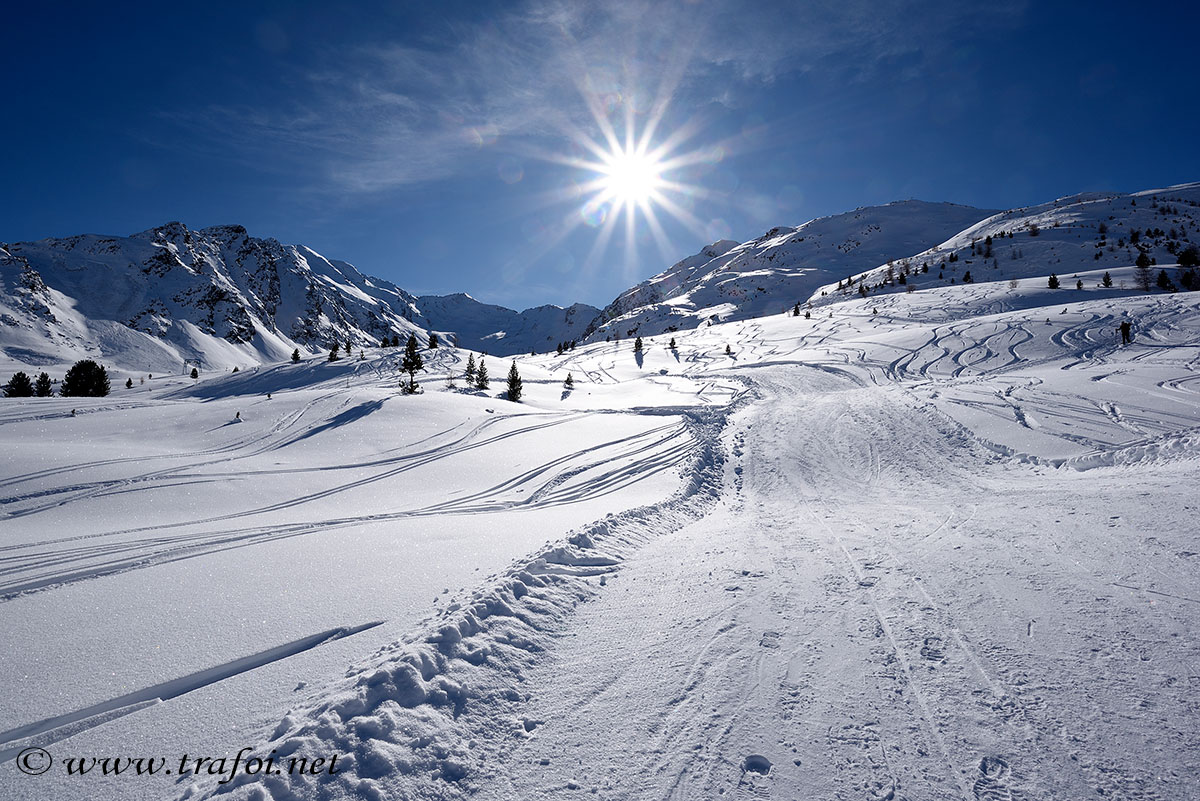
[600,148,663,206]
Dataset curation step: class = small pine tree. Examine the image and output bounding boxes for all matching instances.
[125,377,134,389]
[1048,274,1060,289]
[506,361,522,402]
[191,367,199,379]
[1178,245,1200,269]
[291,348,301,363]
[429,332,439,348]
[465,353,477,383]
[962,271,973,283]
[232,366,239,373]
[34,372,53,397]
[792,303,801,317]
[475,358,489,390]
[400,334,424,394]
[1076,279,1083,290]
[564,373,574,389]
[1135,253,1153,291]
[633,336,643,352]
[328,344,340,362]
[1157,269,1175,291]
[61,360,111,397]
[669,338,677,350]
[1102,271,1113,288]
[725,344,732,355]
[804,310,811,319]
[3,371,34,398]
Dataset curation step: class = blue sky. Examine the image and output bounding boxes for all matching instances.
[3,1,1198,309]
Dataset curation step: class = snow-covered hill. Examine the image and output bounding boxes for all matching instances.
[817,182,1200,303]
[0,223,599,374]
[581,199,997,342]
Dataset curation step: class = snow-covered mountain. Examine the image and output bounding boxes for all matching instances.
[582,199,997,341]
[416,293,598,355]
[0,223,598,372]
[814,183,1200,302]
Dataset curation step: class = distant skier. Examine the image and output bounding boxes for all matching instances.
[1118,320,1132,344]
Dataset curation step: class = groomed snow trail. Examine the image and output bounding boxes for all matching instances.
[475,367,1199,801]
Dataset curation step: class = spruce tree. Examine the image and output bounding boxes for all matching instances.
[3,371,34,398]
[792,303,801,317]
[400,334,423,394]
[191,367,199,379]
[1102,271,1113,288]
[669,338,677,350]
[328,344,340,361]
[429,332,439,348]
[725,344,732,355]
[465,353,477,383]
[1157,269,1175,291]
[1048,274,1060,289]
[634,336,643,352]
[506,361,522,402]
[564,373,574,389]
[291,348,301,363]
[34,372,52,397]
[475,358,489,390]
[1135,253,1153,291]
[125,378,134,389]
[61,360,110,397]
[1076,279,1083,290]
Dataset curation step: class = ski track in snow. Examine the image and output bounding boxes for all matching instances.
[3,274,1200,801]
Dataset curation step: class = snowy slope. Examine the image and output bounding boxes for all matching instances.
[0,224,600,375]
[3,252,1199,801]
[582,200,996,342]
[817,182,1200,303]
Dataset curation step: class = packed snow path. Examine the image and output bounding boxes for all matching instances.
[478,367,1199,801]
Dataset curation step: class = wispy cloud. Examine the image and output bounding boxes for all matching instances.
[161,0,1026,193]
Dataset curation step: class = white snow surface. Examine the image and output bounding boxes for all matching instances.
[3,207,1200,800]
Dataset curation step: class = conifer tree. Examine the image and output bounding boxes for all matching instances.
[475,358,489,390]
[793,303,801,316]
[1076,279,1083,290]
[191,367,199,379]
[125,378,134,389]
[725,344,732,355]
[400,334,423,394]
[669,338,677,350]
[292,348,301,363]
[328,344,340,361]
[465,353,477,383]
[634,336,643,352]
[506,361,522,402]
[1135,253,1153,291]
[34,372,52,397]
[1102,271,1113,288]
[1048,274,1060,289]
[61,360,111,397]
[429,332,439,348]
[564,373,574,389]
[3,371,34,397]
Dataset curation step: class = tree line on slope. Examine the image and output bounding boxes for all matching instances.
[3,360,111,398]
